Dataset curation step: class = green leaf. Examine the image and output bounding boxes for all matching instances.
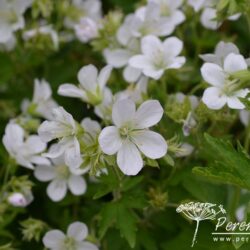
[99,203,117,238]
[193,134,250,190]
[116,203,137,248]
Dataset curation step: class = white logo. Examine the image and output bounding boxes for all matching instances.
[176,202,226,247]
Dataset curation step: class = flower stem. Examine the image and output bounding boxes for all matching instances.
[191,220,200,247]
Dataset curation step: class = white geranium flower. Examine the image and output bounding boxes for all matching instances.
[21,79,58,120]
[104,38,142,83]
[22,25,59,50]
[74,17,98,43]
[3,123,49,169]
[149,0,185,27]
[65,0,102,28]
[34,154,87,202]
[129,35,185,80]
[200,41,240,66]
[200,7,218,30]
[98,99,167,176]
[7,191,33,207]
[117,2,175,45]
[0,0,32,43]
[43,221,98,250]
[38,107,83,169]
[58,64,112,105]
[201,53,249,110]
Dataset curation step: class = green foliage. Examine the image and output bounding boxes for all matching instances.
[193,134,250,189]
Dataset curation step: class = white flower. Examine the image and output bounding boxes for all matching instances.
[3,123,49,169]
[201,53,249,110]
[0,0,32,43]
[148,0,185,26]
[200,7,218,30]
[8,191,33,207]
[117,2,175,45]
[129,35,185,80]
[74,17,98,43]
[104,38,142,83]
[38,107,83,169]
[0,34,16,51]
[34,154,87,202]
[22,79,58,120]
[64,0,102,28]
[58,64,112,105]
[22,25,59,50]
[200,41,240,66]
[43,221,98,250]
[98,99,167,176]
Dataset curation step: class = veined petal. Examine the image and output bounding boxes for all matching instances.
[202,87,227,110]
[68,175,87,196]
[30,156,51,166]
[34,165,56,182]
[58,84,86,99]
[77,64,98,92]
[117,140,143,176]
[201,63,225,87]
[98,126,122,155]
[167,56,186,69]
[43,230,65,248]
[112,99,136,127]
[47,179,67,202]
[224,53,247,73]
[132,130,167,159]
[142,68,164,80]
[134,100,163,129]
[67,222,88,241]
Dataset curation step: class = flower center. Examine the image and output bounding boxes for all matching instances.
[56,165,70,179]
[64,237,76,250]
[222,76,241,96]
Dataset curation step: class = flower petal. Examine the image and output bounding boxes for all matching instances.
[202,87,227,110]
[67,222,88,241]
[68,175,87,196]
[129,55,152,70]
[141,35,163,58]
[77,64,98,92]
[47,179,67,202]
[25,135,47,154]
[98,65,112,90]
[134,100,163,129]
[43,230,65,248]
[224,53,247,73]
[201,63,225,87]
[34,165,56,182]
[58,84,86,99]
[227,97,245,109]
[163,36,183,58]
[133,130,167,159]
[123,66,141,83]
[76,241,99,250]
[104,49,131,68]
[117,140,143,176]
[112,99,136,127]
[98,126,122,155]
